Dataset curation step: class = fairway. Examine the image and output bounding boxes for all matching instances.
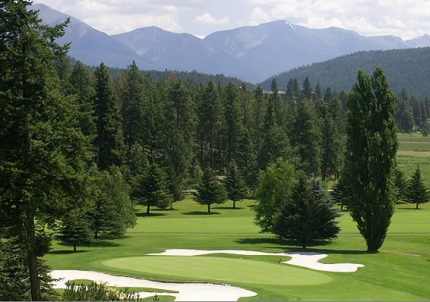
[102,256,333,286]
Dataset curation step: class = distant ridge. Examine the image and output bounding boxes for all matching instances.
[261,47,430,99]
[32,3,430,84]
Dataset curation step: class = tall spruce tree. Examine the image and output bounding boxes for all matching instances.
[0,1,92,299]
[224,163,248,209]
[342,68,398,252]
[93,63,124,171]
[404,165,430,209]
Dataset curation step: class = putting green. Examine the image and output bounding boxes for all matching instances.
[102,256,333,286]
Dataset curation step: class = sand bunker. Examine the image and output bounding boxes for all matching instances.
[149,249,365,272]
[51,270,257,301]
[51,250,363,301]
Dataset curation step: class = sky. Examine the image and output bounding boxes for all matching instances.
[31,0,430,40]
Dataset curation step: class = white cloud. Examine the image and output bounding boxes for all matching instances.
[32,0,430,39]
[195,12,229,25]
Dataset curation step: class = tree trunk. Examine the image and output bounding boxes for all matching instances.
[147,205,151,214]
[26,213,42,301]
[233,200,236,209]
[207,203,211,213]
[74,242,77,253]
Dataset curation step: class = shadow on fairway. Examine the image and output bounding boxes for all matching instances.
[135,212,167,217]
[237,238,369,255]
[213,206,244,210]
[49,250,88,255]
[184,211,221,215]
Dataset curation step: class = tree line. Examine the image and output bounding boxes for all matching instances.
[1,1,429,300]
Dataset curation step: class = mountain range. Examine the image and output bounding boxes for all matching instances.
[33,3,430,83]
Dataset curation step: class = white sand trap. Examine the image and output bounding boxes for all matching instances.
[149,249,365,272]
[50,270,257,301]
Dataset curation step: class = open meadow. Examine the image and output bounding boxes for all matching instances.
[45,134,430,301]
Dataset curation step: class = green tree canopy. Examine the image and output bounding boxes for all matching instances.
[254,158,296,232]
[224,163,248,209]
[342,67,398,252]
[272,177,340,248]
[193,169,227,213]
[404,165,430,209]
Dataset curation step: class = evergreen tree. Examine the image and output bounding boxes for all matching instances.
[289,101,321,177]
[235,129,259,192]
[162,78,196,209]
[272,177,340,248]
[196,81,223,171]
[121,61,144,155]
[55,209,92,252]
[254,159,296,232]
[302,77,313,100]
[224,163,248,209]
[132,163,172,214]
[93,63,124,170]
[342,68,398,252]
[257,125,291,171]
[404,166,430,209]
[0,2,92,299]
[68,61,96,137]
[394,168,407,204]
[193,169,227,213]
[223,83,244,166]
[90,168,136,238]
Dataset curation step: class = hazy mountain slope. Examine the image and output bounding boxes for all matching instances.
[32,3,430,84]
[32,4,152,68]
[261,47,430,99]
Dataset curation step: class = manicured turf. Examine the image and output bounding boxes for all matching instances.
[44,135,430,301]
[102,256,333,286]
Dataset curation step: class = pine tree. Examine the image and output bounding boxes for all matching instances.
[193,169,227,213]
[224,163,248,209]
[93,63,124,171]
[404,166,430,209]
[121,61,144,155]
[0,2,92,299]
[132,163,172,214]
[272,177,340,249]
[342,68,398,252]
[55,209,92,252]
[289,101,321,177]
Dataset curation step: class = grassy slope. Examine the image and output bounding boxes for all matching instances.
[45,134,430,301]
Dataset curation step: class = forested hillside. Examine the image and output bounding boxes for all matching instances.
[261,47,430,99]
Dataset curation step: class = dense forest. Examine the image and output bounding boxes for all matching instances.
[1,1,430,300]
[261,47,430,99]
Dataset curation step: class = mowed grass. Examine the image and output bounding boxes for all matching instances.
[397,132,430,186]
[102,256,333,286]
[45,197,430,301]
[44,133,430,301]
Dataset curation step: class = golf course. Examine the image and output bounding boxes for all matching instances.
[45,134,430,301]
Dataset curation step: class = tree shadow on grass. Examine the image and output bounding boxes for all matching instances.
[135,213,167,218]
[183,211,220,215]
[212,206,244,210]
[48,250,88,255]
[236,237,370,255]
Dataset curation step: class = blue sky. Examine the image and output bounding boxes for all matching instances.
[32,0,430,40]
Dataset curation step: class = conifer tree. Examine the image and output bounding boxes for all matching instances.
[404,166,430,209]
[0,2,92,299]
[224,163,248,209]
[193,169,227,213]
[272,177,340,248]
[93,63,124,171]
[132,163,172,214]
